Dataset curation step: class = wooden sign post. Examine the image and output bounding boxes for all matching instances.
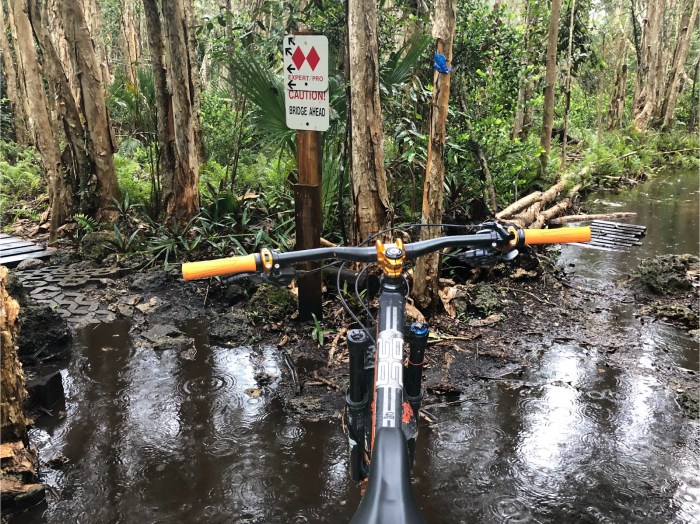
[284,34,329,320]
[294,131,323,320]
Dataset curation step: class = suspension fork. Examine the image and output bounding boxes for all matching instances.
[346,328,372,482]
[403,322,428,468]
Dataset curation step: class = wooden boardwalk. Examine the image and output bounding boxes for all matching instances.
[0,233,54,268]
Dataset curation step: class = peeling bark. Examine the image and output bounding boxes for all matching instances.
[633,0,665,131]
[59,0,120,219]
[0,267,45,511]
[660,0,699,129]
[348,0,390,243]
[161,0,202,224]
[607,15,629,131]
[120,0,141,83]
[0,1,30,144]
[7,0,63,239]
[413,0,456,309]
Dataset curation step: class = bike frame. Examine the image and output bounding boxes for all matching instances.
[181,222,592,523]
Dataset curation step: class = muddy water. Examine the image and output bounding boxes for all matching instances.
[17,170,700,523]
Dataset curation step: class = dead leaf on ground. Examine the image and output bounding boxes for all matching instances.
[510,268,538,280]
[405,300,426,323]
[468,313,504,327]
[438,286,459,318]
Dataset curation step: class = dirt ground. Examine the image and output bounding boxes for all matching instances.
[12,245,699,425]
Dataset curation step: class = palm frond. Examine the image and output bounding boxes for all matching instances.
[381,32,432,89]
[223,48,295,153]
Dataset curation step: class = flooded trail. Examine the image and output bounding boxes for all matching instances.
[15,170,700,523]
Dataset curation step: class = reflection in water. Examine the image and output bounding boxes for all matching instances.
[16,170,700,523]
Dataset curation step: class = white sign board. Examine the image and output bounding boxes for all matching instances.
[285,90,330,131]
[283,35,328,91]
[284,34,329,131]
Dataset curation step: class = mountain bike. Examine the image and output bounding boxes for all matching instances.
[181,221,592,523]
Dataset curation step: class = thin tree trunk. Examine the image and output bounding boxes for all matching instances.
[539,0,562,174]
[688,56,700,130]
[0,1,30,144]
[59,0,120,218]
[607,9,629,130]
[469,140,497,212]
[142,0,172,218]
[161,0,202,223]
[630,0,643,76]
[348,0,390,242]
[560,0,576,170]
[513,0,534,139]
[120,0,140,83]
[413,0,456,310]
[596,33,606,143]
[8,0,64,239]
[660,0,700,129]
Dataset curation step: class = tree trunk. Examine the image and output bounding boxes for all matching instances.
[0,1,30,144]
[142,0,173,218]
[513,0,535,140]
[412,0,456,310]
[688,55,700,130]
[630,0,643,75]
[596,33,606,143]
[347,0,390,243]
[28,0,95,228]
[560,0,577,170]
[161,0,202,223]
[633,0,665,131]
[660,0,700,129]
[7,0,64,239]
[120,0,140,83]
[0,267,45,511]
[539,0,562,174]
[59,0,120,219]
[607,8,629,130]
[469,140,497,212]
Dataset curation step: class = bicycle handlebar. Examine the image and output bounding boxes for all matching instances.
[181,224,591,281]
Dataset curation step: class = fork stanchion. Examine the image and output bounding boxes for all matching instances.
[404,322,429,468]
[346,329,372,481]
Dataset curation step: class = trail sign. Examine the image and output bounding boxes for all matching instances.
[283,34,329,131]
[283,35,328,91]
[285,90,329,131]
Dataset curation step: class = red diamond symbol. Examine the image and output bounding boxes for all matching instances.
[306,47,320,71]
[292,47,306,70]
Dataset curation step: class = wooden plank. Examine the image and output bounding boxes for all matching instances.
[591,225,644,235]
[0,241,36,250]
[0,250,54,268]
[0,236,29,244]
[588,238,641,248]
[0,245,47,257]
[593,232,642,243]
[591,220,647,233]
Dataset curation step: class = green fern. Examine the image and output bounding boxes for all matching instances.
[73,213,99,233]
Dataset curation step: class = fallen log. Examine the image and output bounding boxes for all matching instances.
[530,198,571,229]
[549,212,637,225]
[495,191,542,219]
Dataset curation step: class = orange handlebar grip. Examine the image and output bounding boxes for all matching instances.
[522,226,591,245]
[181,254,258,280]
